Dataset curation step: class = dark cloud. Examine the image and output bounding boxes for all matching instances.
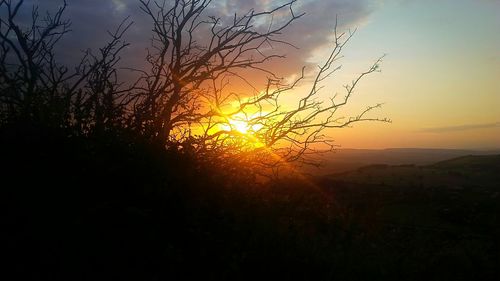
[420,122,500,133]
[261,0,377,76]
[3,0,377,83]
[5,0,149,67]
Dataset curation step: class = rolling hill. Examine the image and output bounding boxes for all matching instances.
[309,148,500,175]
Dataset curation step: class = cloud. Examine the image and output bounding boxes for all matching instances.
[3,0,378,84]
[420,122,500,133]
[260,0,378,75]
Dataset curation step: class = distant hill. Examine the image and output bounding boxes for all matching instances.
[309,148,500,175]
[322,154,500,190]
[431,154,500,171]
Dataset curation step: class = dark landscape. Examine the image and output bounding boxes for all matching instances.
[308,148,500,174]
[3,133,499,280]
[1,0,499,280]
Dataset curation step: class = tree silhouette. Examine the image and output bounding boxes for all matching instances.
[0,0,131,133]
[128,0,304,145]
[126,0,389,171]
[0,0,389,171]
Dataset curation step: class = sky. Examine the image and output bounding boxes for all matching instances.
[332,0,500,150]
[7,0,500,150]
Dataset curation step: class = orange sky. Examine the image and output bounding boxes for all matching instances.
[283,0,500,150]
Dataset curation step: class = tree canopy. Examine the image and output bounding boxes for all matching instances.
[0,0,389,174]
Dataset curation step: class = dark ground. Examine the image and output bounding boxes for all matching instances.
[2,124,499,280]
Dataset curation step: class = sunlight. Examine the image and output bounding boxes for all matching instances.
[229,118,250,134]
[218,112,266,148]
[220,113,260,133]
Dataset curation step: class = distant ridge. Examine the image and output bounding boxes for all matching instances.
[323,153,500,190]
[311,148,500,175]
[430,154,500,171]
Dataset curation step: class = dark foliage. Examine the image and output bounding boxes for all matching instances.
[0,123,336,281]
[2,123,500,281]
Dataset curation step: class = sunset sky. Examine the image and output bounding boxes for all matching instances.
[18,0,500,149]
[329,0,500,150]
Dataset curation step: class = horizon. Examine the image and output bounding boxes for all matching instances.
[336,146,500,152]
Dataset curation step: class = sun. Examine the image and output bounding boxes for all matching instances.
[229,119,250,134]
[218,113,266,148]
[224,113,264,135]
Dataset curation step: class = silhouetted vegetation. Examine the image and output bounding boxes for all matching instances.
[3,122,500,281]
[1,1,498,280]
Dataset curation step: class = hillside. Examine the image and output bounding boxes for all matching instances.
[431,154,500,171]
[309,148,500,175]
[3,126,499,281]
[315,154,500,279]
[324,154,500,189]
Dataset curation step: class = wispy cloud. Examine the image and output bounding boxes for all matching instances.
[420,122,500,133]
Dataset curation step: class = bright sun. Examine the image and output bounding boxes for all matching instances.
[218,113,265,148]
[229,119,250,134]
[224,113,264,135]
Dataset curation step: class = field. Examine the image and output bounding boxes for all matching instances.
[315,154,500,279]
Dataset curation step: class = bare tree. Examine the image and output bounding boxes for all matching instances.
[198,25,390,174]
[129,0,389,171]
[0,0,131,133]
[1,0,389,173]
[0,0,72,123]
[129,0,304,145]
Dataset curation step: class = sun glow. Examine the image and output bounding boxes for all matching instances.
[222,113,264,134]
[229,118,251,134]
[218,112,266,148]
